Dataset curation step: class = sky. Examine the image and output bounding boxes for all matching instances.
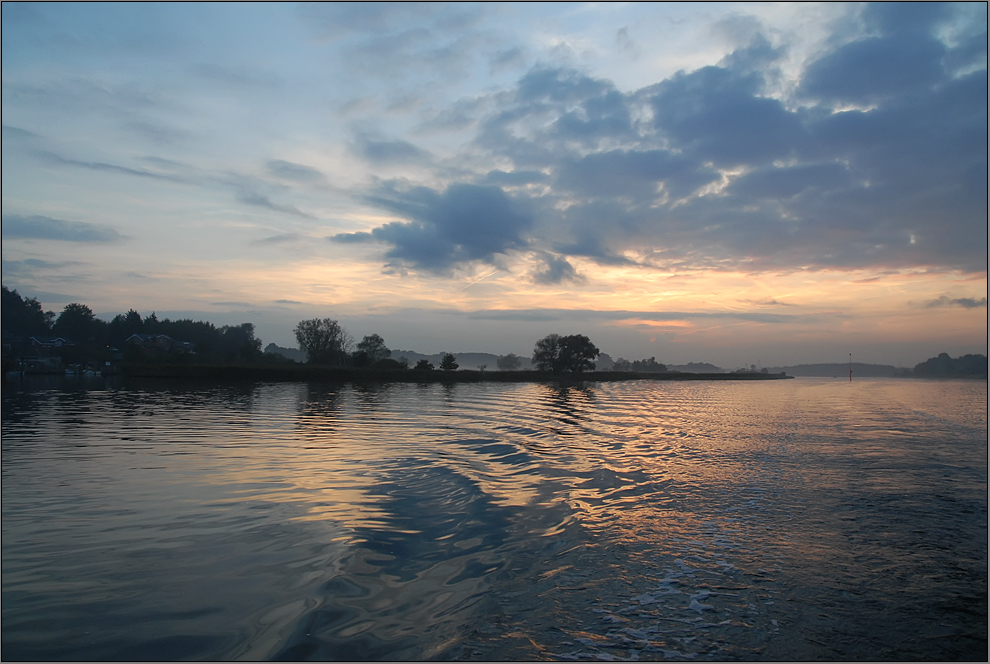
[2,2,987,368]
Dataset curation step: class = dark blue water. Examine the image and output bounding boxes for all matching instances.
[2,377,986,660]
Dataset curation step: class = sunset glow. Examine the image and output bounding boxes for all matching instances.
[3,2,986,367]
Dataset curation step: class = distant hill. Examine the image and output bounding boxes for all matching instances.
[913,353,987,378]
[765,362,902,377]
[669,362,725,373]
[264,343,307,363]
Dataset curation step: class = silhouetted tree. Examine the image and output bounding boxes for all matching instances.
[533,334,564,372]
[614,356,667,373]
[373,357,409,370]
[294,318,352,365]
[496,352,521,371]
[218,323,262,362]
[357,333,391,363]
[914,352,988,378]
[414,359,434,371]
[54,303,100,343]
[108,309,144,347]
[440,352,458,372]
[1,286,53,339]
[533,333,599,373]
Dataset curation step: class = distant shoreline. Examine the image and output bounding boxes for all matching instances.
[105,364,795,383]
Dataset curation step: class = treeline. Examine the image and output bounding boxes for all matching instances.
[612,356,668,372]
[2,286,264,364]
[912,353,987,378]
[292,318,605,375]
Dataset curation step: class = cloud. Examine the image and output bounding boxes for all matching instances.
[334,181,532,272]
[481,169,548,186]
[2,214,124,242]
[465,308,800,324]
[252,233,305,245]
[446,7,985,275]
[2,124,41,141]
[211,301,253,307]
[925,296,988,309]
[351,135,432,164]
[236,192,314,218]
[740,298,796,307]
[37,150,187,183]
[266,159,324,182]
[533,253,584,285]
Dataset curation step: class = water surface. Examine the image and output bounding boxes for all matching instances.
[2,377,986,660]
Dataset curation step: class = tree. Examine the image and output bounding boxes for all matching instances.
[440,352,459,372]
[107,309,145,347]
[414,359,434,371]
[560,334,599,372]
[1,286,53,339]
[533,333,599,373]
[357,334,391,363]
[533,334,564,372]
[294,318,353,365]
[496,352,521,371]
[53,303,98,343]
[218,323,262,362]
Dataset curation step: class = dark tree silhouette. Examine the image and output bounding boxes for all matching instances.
[294,318,353,365]
[1,286,54,338]
[496,352,522,370]
[414,359,434,371]
[357,334,391,363]
[613,356,667,373]
[533,333,599,373]
[53,303,99,343]
[440,352,459,372]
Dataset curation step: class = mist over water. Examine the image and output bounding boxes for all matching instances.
[2,377,986,661]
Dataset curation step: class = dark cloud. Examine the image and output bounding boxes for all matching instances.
[533,253,584,285]
[481,169,547,186]
[489,47,525,71]
[2,214,124,242]
[740,298,796,307]
[266,159,324,182]
[555,149,718,199]
[466,308,799,324]
[435,5,986,275]
[237,192,313,218]
[193,63,280,89]
[926,296,988,309]
[274,299,303,305]
[252,233,304,245]
[725,163,853,200]
[352,135,431,164]
[37,150,186,183]
[1,124,40,140]
[799,34,946,104]
[300,3,488,85]
[330,231,374,244]
[334,182,532,271]
[649,65,805,167]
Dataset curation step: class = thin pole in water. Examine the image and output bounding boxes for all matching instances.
[849,353,852,382]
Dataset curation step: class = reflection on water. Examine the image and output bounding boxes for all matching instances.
[2,377,986,660]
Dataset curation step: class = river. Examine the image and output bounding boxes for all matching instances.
[2,376,986,660]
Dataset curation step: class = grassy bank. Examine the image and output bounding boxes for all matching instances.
[120,363,793,383]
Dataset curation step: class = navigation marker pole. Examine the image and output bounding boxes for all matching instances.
[849,353,852,382]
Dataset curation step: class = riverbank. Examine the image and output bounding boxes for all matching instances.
[114,363,793,383]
